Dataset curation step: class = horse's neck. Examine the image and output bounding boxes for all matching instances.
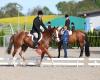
[43,31,52,39]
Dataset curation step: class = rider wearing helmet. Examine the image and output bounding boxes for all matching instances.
[30,10,47,48]
[65,14,70,30]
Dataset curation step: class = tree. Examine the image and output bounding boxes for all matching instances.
[77,0,99,12]
[43,7,53,15]
[92,0,100,7]
[0,9,4,18]
[0,3,24,18]
[56,1,77,15]
[56,0,100,16]
[30,6,53,15]
[30,6,42,15]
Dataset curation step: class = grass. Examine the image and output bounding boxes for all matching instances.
[0,15,57,25]
[0,15,57,35]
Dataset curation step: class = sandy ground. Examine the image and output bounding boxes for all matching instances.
[0,47,100,80]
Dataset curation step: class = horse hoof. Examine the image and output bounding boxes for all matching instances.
[58,56,60,58]
[79,56,82,58]
[36,63,40,67]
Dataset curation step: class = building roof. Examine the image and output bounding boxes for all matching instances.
[78,9,100,16]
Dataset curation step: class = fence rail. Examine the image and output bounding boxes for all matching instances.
[0,57,100,67]
[0,35,100,47]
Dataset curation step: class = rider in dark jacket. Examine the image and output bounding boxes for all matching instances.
[65,14,70,30]
[30,10,47,48]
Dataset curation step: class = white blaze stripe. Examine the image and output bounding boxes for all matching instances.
[56,30,60,42]
[56,30,59,38]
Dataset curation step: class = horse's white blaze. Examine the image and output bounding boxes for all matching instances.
[56,30,60,42]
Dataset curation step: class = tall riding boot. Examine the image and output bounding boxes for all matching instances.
[33,38,38,48]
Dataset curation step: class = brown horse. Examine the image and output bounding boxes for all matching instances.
[7,28,59,65]
[57,28,90,58]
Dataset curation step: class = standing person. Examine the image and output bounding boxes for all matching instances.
[61,26,69,58]
[65,14,70,30]
[71,22,75,31]
[30,10,47,48]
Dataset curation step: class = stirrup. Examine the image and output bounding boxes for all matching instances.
[34,45,38,49]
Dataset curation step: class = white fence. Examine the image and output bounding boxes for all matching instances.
[0,57,100,67]
[88,58,100,67]
[0,35,11,47]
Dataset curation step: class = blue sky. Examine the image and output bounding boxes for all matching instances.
[0,0,82,14]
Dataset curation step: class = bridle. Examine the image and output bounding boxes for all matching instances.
[52,29,60,42]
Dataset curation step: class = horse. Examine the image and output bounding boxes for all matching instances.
[57,28,90,58]
[7,27,59,65]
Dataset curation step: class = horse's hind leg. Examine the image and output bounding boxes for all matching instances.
[19,45,28,61]
[12,47,19,66]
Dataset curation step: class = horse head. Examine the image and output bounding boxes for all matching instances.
[48,27,60,42]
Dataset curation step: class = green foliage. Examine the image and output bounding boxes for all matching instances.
[56,1,77,15]
[56,0,100,16]
[87,31,100,47]
[0,3,24,18]
[30,6,53,15]
[43,7,53,15]
[0,30,5,46]
[77,0,99,12]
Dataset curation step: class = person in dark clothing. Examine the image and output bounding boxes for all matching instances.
[71,22,75,31]
[47,21,51,29]
[30,10,47,48]
[65,14,70,30]
[61,26,69,58]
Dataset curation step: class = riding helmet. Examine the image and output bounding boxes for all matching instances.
[38,10,43,15]
[65,14,69,18]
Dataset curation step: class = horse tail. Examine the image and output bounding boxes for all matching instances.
[85,33,90,57]
[7,34,14,54]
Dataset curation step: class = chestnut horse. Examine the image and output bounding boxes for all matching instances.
[7,28,59,65]
[57,28,90,58]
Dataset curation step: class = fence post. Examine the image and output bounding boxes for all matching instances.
[9,24,14,34]
[3,36,5,47]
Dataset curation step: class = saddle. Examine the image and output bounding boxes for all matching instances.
[27,32,43,42]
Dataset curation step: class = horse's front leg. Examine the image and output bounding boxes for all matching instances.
[43,48,54,66]
[37,52,45,67]
[19,49,25,61]
[40,53,45,63]
[44,48,52,58]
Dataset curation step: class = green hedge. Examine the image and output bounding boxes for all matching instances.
[87,31,100,47]
[0,30,5,46]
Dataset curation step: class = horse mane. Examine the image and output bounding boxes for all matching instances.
[42,28,54,35]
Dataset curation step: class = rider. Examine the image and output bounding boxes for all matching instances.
[47,21,51,29]
[65,14,70,30]
[71,22,75,31]
[30,10,47,48]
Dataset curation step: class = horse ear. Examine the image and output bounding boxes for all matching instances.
[54,26,55,29]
